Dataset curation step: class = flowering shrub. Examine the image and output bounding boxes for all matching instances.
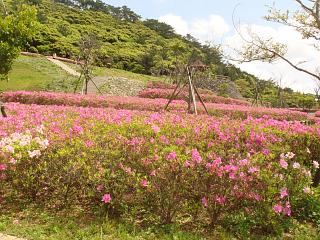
[1,102,320,235]
[0,126,49,201]
[0,91,309,121]
[315,111,320,118]
[138,88,250,106]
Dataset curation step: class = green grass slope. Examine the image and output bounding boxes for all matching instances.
[1,55,166,93]
[0,55,77,92]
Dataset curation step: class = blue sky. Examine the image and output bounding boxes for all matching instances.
[106,0,296,26]
[104,1,317,93]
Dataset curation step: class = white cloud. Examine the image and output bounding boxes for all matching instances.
[158,14,319,93]
[226,24,320,93]
[158,14,229,43]
[159,14,189,36]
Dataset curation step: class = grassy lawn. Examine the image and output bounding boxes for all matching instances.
[0,207,207,240]
[0,55,168,93]
[0,206,319,240]
[0,56,77,92]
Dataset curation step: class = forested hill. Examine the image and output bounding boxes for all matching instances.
[3,0,318,108]
[6,0,246,77]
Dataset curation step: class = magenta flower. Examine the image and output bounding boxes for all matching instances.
[0,164,7,171]
[151,125,160,133]
[102,193,111,203]
[85,140,94,147]
[248,167,259,174]
[166,151,177,160]
[184,160,192,168]
[191,148,202,164]
[140,179,148,187]
[273,204,283,214]
[283,202,291,216]
[279,159,288,169]
[215,196,226,205]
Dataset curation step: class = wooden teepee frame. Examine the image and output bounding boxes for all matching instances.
[164,61,209,115]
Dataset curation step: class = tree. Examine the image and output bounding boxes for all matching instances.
[75,34,101,95]
[143,19,176,38]
[0,4,38,80]
[233,1,320,83]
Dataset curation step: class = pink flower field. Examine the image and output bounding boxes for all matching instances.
[0,91,310,121]
[1,98,320,233]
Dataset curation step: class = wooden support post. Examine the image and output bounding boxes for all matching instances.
[165,78,182,111]
[187,67,197,115]
[193,85,209,114]
[0,101,7,117]
[90,79,103,95]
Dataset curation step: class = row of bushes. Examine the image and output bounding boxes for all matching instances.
[1,103,320,236]
[138,88,250,106]
[0,91,309,121]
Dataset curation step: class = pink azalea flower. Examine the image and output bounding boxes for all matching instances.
[9,158,17,164]
[248,167,259,174]
[151,125,160,133]
[191,149,202,164]
[273,204,283,214]
[0,164,7,171]
[313,161,319,169]
[140,179,148,187]
[166,151,177,160]
[150,170,156,176]
[85,140,94,147]
[292,162,300,169]
[184,160,192,168]
[283,202,291,216]
[285,152,295,159]
[215,196,226,205]
[279,159,288,169]
[102,193,111,203]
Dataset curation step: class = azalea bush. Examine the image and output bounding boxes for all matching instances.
[0,91,309,121]
[1,102,320,236]
[315,111,320,118]
[138,88,250,106]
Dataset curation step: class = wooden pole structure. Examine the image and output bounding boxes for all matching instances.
[187,66,197,115]
[164,61,209,115]
[164,78,182,111]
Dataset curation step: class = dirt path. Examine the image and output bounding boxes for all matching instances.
[0,233,25,240]
[47,57,81,77]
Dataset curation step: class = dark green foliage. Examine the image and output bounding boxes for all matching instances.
[143,19,177,39]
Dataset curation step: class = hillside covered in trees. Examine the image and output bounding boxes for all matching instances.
[3,0,318,108]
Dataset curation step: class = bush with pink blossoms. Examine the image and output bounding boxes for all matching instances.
[0,126,49,200]
[315,111,320,118]
[0,91,309,121]
[1,103,320,236]
[138,88,250,106]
